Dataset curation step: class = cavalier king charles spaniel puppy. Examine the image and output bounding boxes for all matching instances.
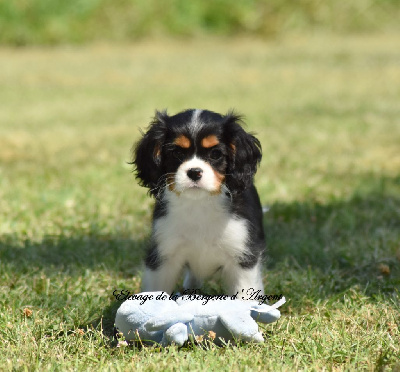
[133,109,265,295]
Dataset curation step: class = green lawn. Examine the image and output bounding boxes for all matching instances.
[0,34,399,370]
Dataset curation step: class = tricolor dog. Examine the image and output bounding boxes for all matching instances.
[133,109,265,296]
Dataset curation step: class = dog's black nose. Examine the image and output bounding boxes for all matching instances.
[187,168,203,181]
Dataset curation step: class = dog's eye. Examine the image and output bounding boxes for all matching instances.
[209,148,223,160]
[172,148,185,160]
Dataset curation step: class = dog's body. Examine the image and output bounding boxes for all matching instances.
[133,109,265,295]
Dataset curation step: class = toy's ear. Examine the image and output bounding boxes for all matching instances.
[250,296,285,323]
[132,110,169,195]
[223,113,262,194]
[250,307,281,324]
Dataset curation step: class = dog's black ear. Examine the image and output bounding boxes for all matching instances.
[132,110,168,196]
[223,112,262,194]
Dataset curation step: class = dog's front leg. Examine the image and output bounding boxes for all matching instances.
[141,260,183,294]
[222,261,265,297]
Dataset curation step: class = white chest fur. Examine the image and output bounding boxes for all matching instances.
[153,190,249,279]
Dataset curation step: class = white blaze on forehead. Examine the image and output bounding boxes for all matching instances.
[190,109,203,134]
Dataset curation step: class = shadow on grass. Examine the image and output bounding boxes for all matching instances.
[1,174,399,334]
[0,234,145,275]
[263,175,400,303]
[0,233,146,338]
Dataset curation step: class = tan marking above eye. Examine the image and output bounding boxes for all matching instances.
[201,135,219,148]
[174,135,191,149]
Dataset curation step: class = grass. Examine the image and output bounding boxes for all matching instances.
[1,0,400,45]
[0,34,400,370]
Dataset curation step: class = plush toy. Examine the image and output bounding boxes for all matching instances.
[114,291,285,346]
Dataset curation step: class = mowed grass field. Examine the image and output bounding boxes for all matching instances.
[0,34,399,370]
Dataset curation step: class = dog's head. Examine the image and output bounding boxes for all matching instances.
[133,109,262,198]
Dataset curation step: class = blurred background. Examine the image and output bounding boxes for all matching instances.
[1,0,400,45]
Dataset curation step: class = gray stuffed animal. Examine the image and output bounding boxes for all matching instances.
[115,291,285,346]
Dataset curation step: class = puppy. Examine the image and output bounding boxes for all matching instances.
[133,109,265,295]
